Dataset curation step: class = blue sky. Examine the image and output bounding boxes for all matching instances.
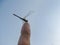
[0,0,60,45]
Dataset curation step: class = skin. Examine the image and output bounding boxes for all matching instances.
[18,22,30,45]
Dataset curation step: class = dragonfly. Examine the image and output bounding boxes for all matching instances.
[13,11,34,22]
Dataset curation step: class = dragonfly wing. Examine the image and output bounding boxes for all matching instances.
[23,11,34,19]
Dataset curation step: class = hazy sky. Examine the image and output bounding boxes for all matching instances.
[0,0,60,45]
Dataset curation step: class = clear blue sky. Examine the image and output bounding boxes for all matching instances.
[0,0,60,45]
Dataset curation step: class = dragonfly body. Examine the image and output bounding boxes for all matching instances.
[13,14,28,22]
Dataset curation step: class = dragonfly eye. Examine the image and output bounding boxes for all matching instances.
[25,19,28,22]
[26,20,28,22]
